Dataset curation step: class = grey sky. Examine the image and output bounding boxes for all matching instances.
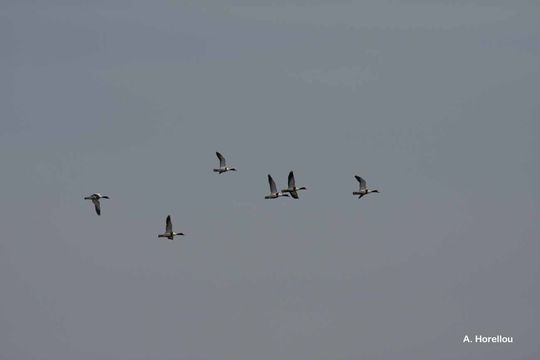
[1,1,539,359]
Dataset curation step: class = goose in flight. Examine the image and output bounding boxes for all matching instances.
[84,193,109,216]
[281,171,307,199]
[265,174,289,199]
[213,152,237,174]
[353,176,379,198]
[158,215,184,240]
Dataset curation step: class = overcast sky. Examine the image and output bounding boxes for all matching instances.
[1,1,539,359]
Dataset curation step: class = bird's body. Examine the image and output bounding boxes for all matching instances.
[158,215,184,240]
[213,152,236,174]
[84,193,109,215]
[264,174,289,199]
[281,171,307,199]
[353,175,379,198]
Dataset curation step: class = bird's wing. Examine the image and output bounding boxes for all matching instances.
[288,171,296,188]
[355,175,367,191]
[290,190,299,199]
[268,174,277,193]
[216,152,226,167]
[92,198,101,215]
[166,215,172,233]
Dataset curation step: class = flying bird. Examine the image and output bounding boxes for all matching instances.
[353,176,379,198]
[281,171,307,199]
[264,174,289,199]
[213,152,237,174]
[84,193,109,216]
[158,215,184,240]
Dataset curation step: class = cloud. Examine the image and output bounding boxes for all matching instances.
[229,2,514,30]
[291,66,378,89]
[232,201,258,214]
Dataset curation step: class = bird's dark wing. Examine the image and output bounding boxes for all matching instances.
[290,190,299,199]
[268,174,277,193]
[355,175,367,191]
[288,171,296,188]
[166,215,172,233]
[92,198,101,215]
[216,152,226,167]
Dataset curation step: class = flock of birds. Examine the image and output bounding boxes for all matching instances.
[84,152,380,239]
